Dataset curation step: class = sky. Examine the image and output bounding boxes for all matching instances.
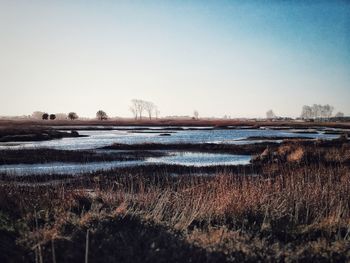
[0,0,349,118]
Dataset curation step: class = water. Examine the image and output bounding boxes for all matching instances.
[0,127,338,175]
[0,151,251,175]
[147,152,250,167]
[0,127,337,150]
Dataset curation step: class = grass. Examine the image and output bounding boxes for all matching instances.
[0,135,350,262]
[1,160,349,261]
[1,118,350,129]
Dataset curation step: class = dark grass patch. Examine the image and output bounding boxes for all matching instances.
[102,142,278,155]
[37,215,227,263]
[0,128,85,142]
[0,149,169,165]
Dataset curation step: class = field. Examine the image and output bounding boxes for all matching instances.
[2,118,350,129]
[0,120,349,262]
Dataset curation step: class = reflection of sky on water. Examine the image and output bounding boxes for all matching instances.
[0,151,251,175]
[0,128,337,150]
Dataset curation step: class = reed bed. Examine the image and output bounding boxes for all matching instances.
[1,160,349,262]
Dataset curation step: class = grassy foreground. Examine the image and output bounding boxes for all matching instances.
[0,139,350,262]
[1,169,350,261]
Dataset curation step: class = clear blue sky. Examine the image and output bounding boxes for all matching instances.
[0,0,349,118]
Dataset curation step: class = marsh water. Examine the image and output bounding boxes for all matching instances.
[0,127,338,175]
[0,127,336,150]
[0,152,251,175]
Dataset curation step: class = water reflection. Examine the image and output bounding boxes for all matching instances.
[0,128,337,150]
[0,151,251,175]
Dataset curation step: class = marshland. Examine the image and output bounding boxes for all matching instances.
[2,1,350,262]
[0,120,350,262]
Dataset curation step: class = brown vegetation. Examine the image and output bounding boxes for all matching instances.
[1,118,350,129]
[1,140,350,262]
[0,127,83,142]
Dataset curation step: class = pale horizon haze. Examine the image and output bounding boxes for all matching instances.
[0,0,349,118]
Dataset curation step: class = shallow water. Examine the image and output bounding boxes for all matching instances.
[147,152,251,167]
[0,151,251,175]
[0,127,338,175]
[0,128,337,150]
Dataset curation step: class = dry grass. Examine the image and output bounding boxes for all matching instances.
[1,160,349,262]
[1,118,350,129]
[1,139,350,262]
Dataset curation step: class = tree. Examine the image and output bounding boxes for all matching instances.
[130,99,144,119]
[301,104,334,120]
[42,113,49,120]
[322,104,334,119]
[96,110,108,120]
[193,110,199,120]
[335,112,344,118]
[144,101,156,120]
[68,112,78,120]
[49,114,56,120]
[129,106,137,120]
[311,104,322,119]
[130,99,158,120]
[266,110,276,119]
[301,105,312,119]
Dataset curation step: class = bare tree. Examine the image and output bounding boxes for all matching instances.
[266,109,276,119]
[322,104,334,119]
[301,105,312,119]
[136,100,145,119]
[302,104,334,120]
[130,99,145,119]
[144,101,156,120]
[42,113,49,120]
[311,104,321,119]
[193,110,199,120]
[130,99,158,120]
[96,110,108,120]
[130,99,139,119]
[129,105,137,120]
[49,114,56,120]
[68,112,78,120]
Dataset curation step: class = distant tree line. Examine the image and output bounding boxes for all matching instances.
[33,103,344,122]
[32,111,79,120]
[264,105,345,121]
[300,104,340,120]
[32,110,112,121]
[129,99,159,120]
